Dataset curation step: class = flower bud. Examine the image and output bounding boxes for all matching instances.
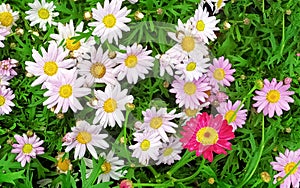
[157,8,163,15]
[108,51,117,59]
[260,172,271,183]
[56,113,64,119]
[223,21,231,30]
[84,11,92,21]
[285,127,291,133]
[284,77,292,85]
[243,18,250,25]
[125,103,135,111]
[208,177,215,184]
[119,179,133,188]
[163,81,169,88]
[26,130,34,137]
[134,11,144,21]
[15,28,24,36]
[286,10,292,15]
[240,75,246,80]
[25,72,34,78]
[255,80,264,89]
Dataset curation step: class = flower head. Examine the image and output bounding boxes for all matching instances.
[0,86,15,115]
[55,152,73,174]
[0,28,9,48]
[0,3,19,30]
[0,58,17,78]
[156,136,182,165]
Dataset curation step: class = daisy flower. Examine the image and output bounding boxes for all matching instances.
[170,76,211,110]
[63,120,109,160]
[0,58,18,78]
[270,149,300,188]
[25,0,59,31]
[0,3,19,30]
[0,86,15,115]
[156,136,182,165]
[25,42,75,88]
[84,150,126,183]
[77,45,117,87]
[253,78,294,118]
[43,68,91,113]
[0,28,9,48]
[141,107,179,142]
[208,56,235,91]
[93,83,134,127]
[50,20,95,61]
[188,6,219,43]
[217,100,247,131]
[180,112,235,162]
[55,152,73,174]
[88,0,131,44]
[0,75,10,86]
[114,43,154,84]
[11,133,44,167]
[213,0,228,14]
[175,56,210,81]
[129,131,162,165]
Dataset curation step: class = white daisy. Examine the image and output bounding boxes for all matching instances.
[0,3,19,30]
[129,131,162,165]
[63,120,109,160]
[93,83,134,128]
[88,0,131,44]
[0,86,14,115]
[156,136,182,165]
[84,150,126,183]
[25,0,59,31]
[213,0,228,14]
[114,43,155,84]
[77,45,117,87]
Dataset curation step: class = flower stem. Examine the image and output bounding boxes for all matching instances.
[174,157,205,183]
[167,150,195,177]
[147,165,160,180]
[133,183,173,187]
[123,109,132,164]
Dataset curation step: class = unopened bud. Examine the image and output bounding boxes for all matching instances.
[223,21,231,30]
[130,163,135,168]
[286,10,292,15]
[284,77,292,85]
[119,179,133,188]
[56,113,64,119]
[10,43,16,48]
[7,138,13,145]
[260,172,271,183]
[25,72,34,78]
[273,146,278,152]
[157,8,163,15]
[108,51,117,59]
[243,18,250,25]
[15,28,24,36]
[163,81,169,88]
[208,177,215,184]
[255,80,264,89]
[84,11,92,21]
[120,136,125,144]
[285,127,291,133]
[240,75,246,80]
[134,11,144,21]
[26,130,34,137]
[125,103,135,111]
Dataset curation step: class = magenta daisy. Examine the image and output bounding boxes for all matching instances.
[156,136,182,165]
[0,58,18,78]
[11,133,44,167]
[63,120,109,160]
[0,86,14,115]
[170,76,211,110]
[0,28,9,48]
[208,56,235,91]
[217,100,247,131]
[270,149,300,188]
[253,78,294,118]
[180,112,235,162]
[43,68,91,113]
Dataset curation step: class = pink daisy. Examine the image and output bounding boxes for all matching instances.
[270,149,300,188]
[0,58,18,78]
[253,78,294,118]
[0,86,15,115]
[43,68,91,113]
[208,56,235,91]
[0,28,9,48]
[170,76,211,110]
[156,136,182,165]
[217,100,247,131]
[180,112,235,162]
[11,133,44,167]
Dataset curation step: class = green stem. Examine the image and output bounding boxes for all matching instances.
[147,165,160,179]
[280,13,285,56]
[275,160,300,186]
[167,151,195,176]
[133,183,173,187]
[262,0,265,14]
[175,157,205,183]
[123,110,132,163]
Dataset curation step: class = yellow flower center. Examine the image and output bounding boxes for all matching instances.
[185,108,198,117]
[76,131,92,144]
[183,82,197,95]
[22,144,33,154]
[38,8,50,19]
[284,162,297,175]
[266,90,280,103]
[163,147,174,156]
[140,139,150,151]
[186,62,196,71]
[102,14,116,28]
[213,68,225,81]
[0,12,13,27]
[0,96,5,106]
[59,84,73,98]
[66,38,81,51]
[225,110,237,123]
[90,63,106,78]
[43,61,58,76]
[57,158,71,172]
[217,0,223,8]
[196,20,205,31]
[101,161,112,174]
[125,55,138,68]
[196,127,219,145]
[150,117,163,129]
[181,36,195,52]
[103,98,117,113]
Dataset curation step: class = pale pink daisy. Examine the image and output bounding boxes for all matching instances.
[0,28,9,48]
[170,76,211,110]
[270,149,300,188]
[25,42,75,88]
[141,107,179,142]
[77,45,117,87]
[253,78,294,118]
[43,68,91,113]
[217,100,247,131]
[0,86,14,115]
[156,136,182,165]
[0,3,19,30]
[0,58,17,78]
[88,0,131,44]
[208,56,235,91]
[11,133,44,167]
[0,75,10,86]
[114,43,154,84]
[129,131,162,165]
[63,120,109,160]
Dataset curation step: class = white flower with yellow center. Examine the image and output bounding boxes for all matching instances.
[156,136,182,165]
[0,3,19,30]
[93,83,134,128]
[84,151,126,183]
[0,86,14,115]
[88,0,131,44]
[25,0,59,31]
[212,0,228,14]
[129,131,162,165]
[63,120,109,160]
[55,152,73,174]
